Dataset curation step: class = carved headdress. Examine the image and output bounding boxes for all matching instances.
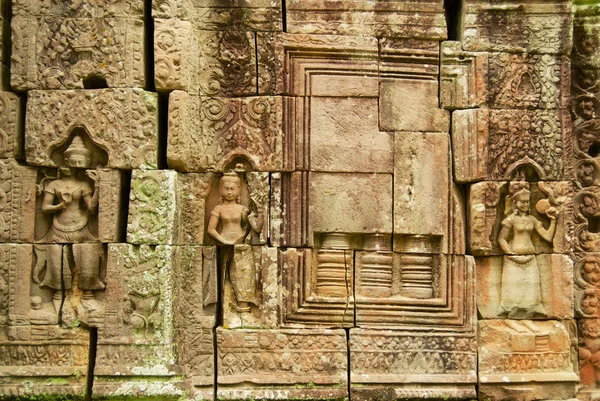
[64,136,92,167]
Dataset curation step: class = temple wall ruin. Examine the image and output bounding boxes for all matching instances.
[0,0,599,400]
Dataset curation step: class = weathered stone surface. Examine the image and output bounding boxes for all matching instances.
[154,23,276,95]
[0,91,21,160]
[440,41,488,110]
[461,0,573,54]
[350,329,477,399]
[173,246,215,400]
[221,246,278,329]
[356,254,476,328]
[155,28,257,96]
[579,319,600,389]
[280,247,354,328]
[394,132,449,252]
[309,97,393,173]
[26,89,158,169]
[153,0,282,32]
[469,181,573,256]
[452,109,569,182]
[309,172,393,240]
[0,160,36,243]
[478,320,578,400]
[97,169,127,243]
[168,92,283,172]
[488,53,570,110]
[217,328,347,399]
[94,244,183,397]
[13,0,144,18]
[276,34,379,97]
[379,79,449,132]
[286,0,447,39]
[126,170,210,245]
[11,16,144,90]
[0,243,90,398]
[574,254,600,318]
[477,254,574,320]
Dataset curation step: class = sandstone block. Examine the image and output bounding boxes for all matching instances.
[26,89,158,169]
[11,16,144,90]
[275,34,378,97]
[350,329,477,399]
[221,246,278,329]
[172,246,216,400]
[152,0,282,32]
[394,132,449,252]
[452,109,489,183]
[95,244,180,397]
[478,320,578,401]
[127,170,210,245]
[156,28,257,96]
[309,172,393,239]
[217,328,347,399]
[280,247,354,328]
[309,97,393,173]
[469,181,573,256]
[574,254,600,318]
[0,91,22,159]
[168,92,283,172]
[13,0,143,18]
[461,0,573,54]
[0,160,36,243]
[452,109,569,182]
[286,0,447,39]
[355,254,476,329]
[488,53,570,110]
[379,79,449,132]
[579,319,600,388]
[0,243,89,398]
[476,254,574,320]
[440,41,488,110]
[97,169,126,243]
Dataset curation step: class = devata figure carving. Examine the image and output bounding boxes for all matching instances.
[33,136,105,322]
[208,168,262,313]
[497,184,558,322]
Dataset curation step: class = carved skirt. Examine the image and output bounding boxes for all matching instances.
[499,255,546,318]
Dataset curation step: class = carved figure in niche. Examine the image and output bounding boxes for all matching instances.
[580,319,600,386]
[497,183,558,325]
[33,136,104,322]
[207,165,263,313]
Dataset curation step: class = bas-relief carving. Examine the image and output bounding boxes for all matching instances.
[11,16,144,90]
[285,0,447,39]
[25,89,158,169]
[33,136,106,327]
[168,92,282,172]
[152,0,282,32]
[461,0,573,54]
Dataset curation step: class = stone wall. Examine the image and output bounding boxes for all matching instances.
[0,0,597,400]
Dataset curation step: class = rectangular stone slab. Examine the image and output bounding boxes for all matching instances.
[394,132,450,252]
[350,329,477,399]
[286,0,447,39]
[217,328,347,399]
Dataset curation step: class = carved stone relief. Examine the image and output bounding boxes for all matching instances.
[1,0,594,399]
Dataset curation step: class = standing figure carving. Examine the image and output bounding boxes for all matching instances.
[33,136,105,322]
[497,184,558,322]
[207,168,263,313]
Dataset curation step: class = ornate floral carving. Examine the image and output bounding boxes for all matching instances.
[488,110,564,180]
[26,89,158,169]
[168,92,282,172]
[489,53,567,109]
[11,16,144,90]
